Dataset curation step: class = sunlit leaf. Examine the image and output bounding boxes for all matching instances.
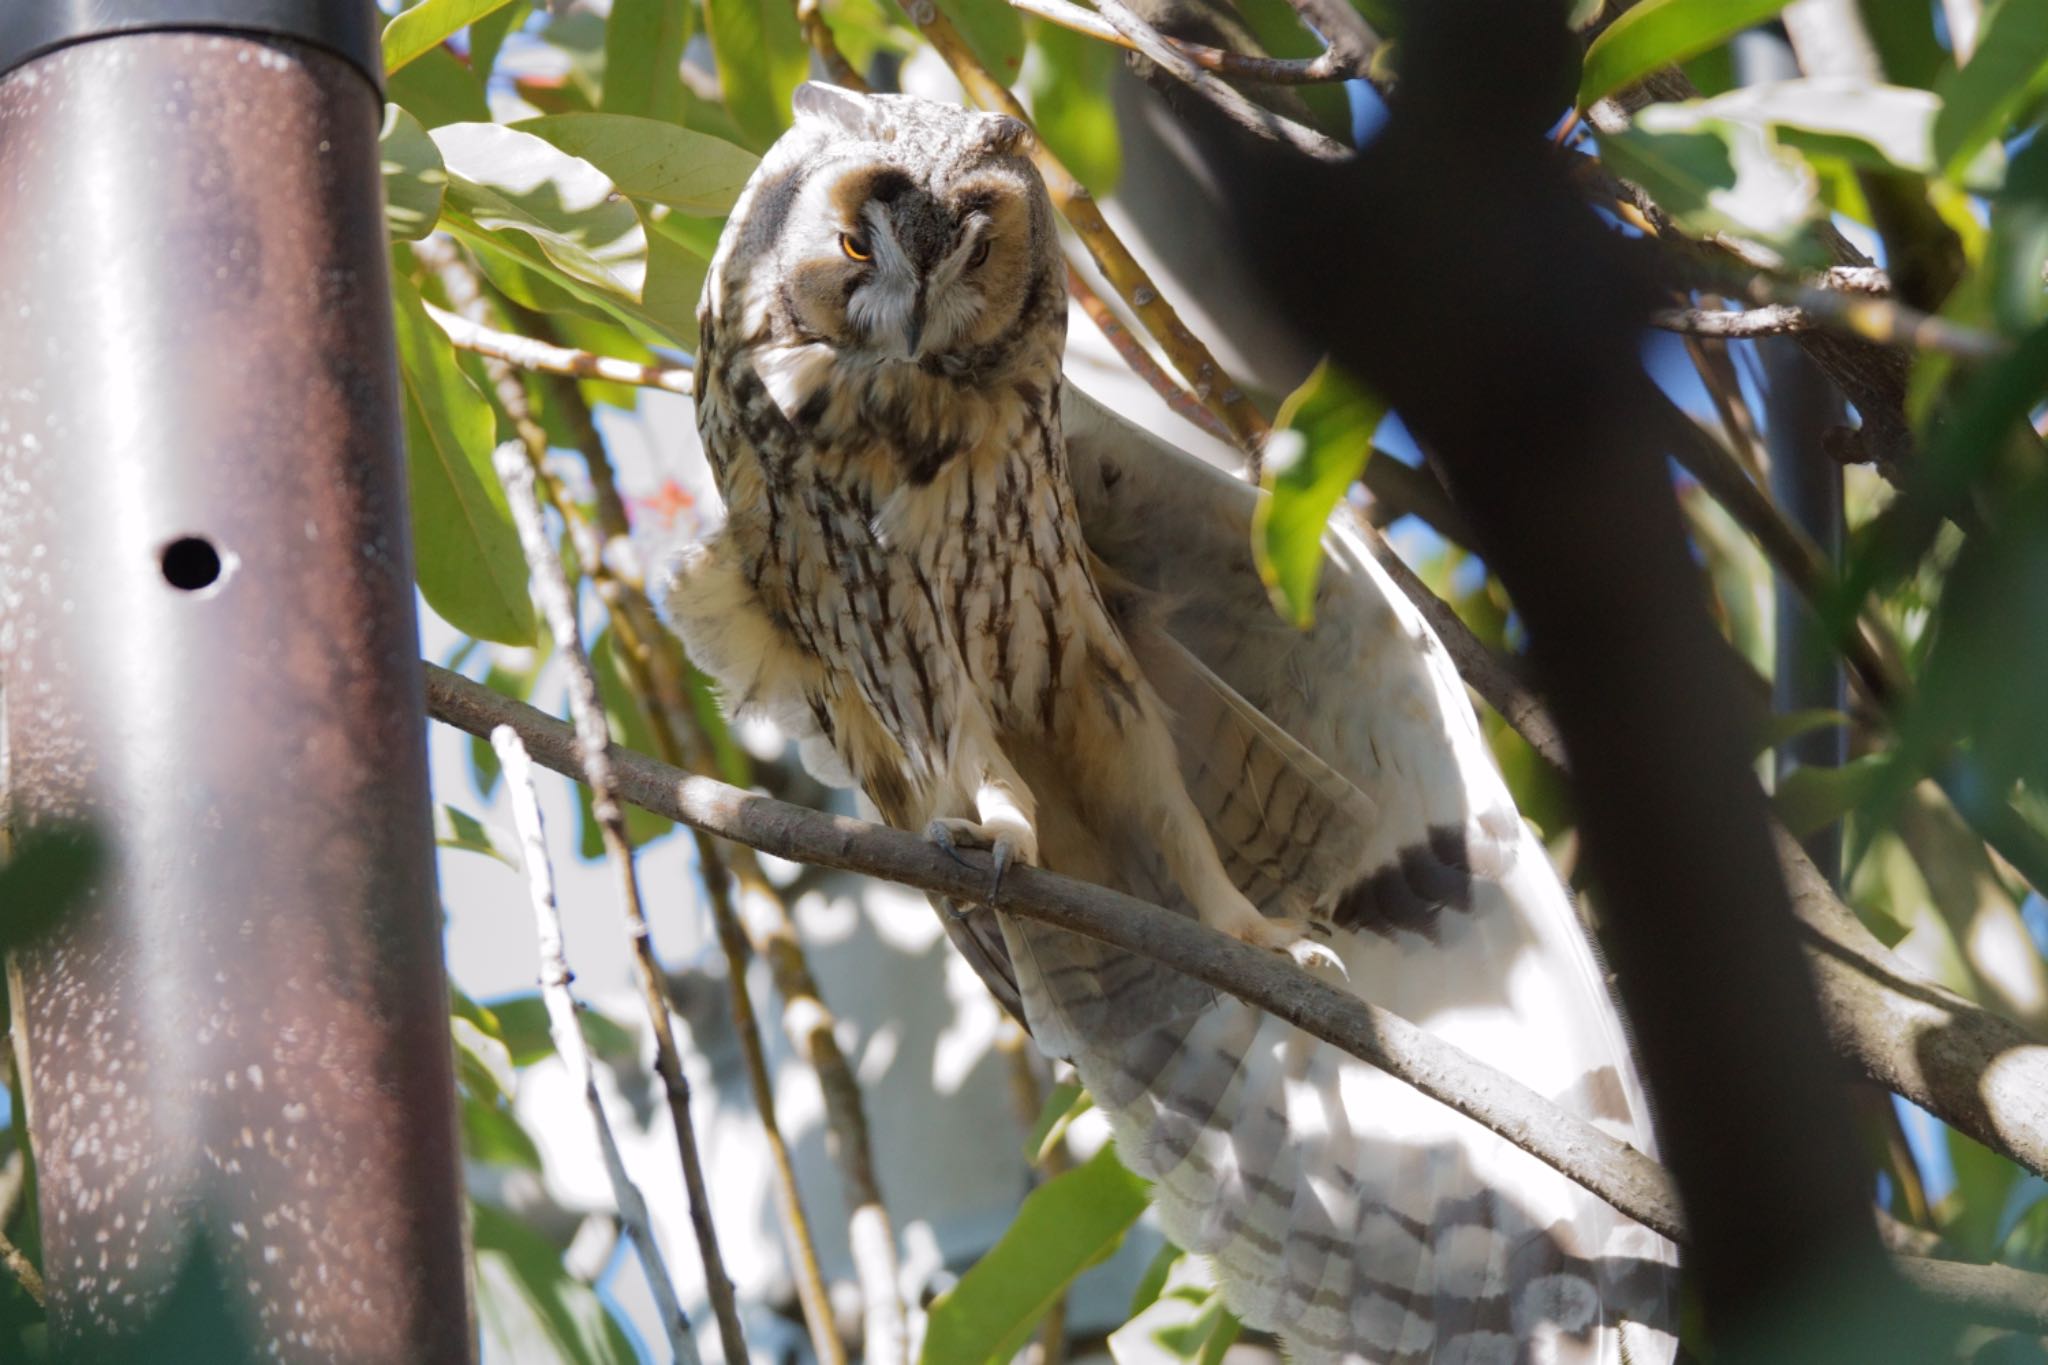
[388,43,493,128]
[462,1091,545,1170]
[1578,0,1796,107]
[1933,0,2048,180]
[490,993,640,1068]
[1668,79,2004,189]
[920,1144,1150,1364]
[1110,1255,1241,1365]
[436,804,522,867]
[1023,1081,1090,1166]
[1773,754,1890,840]
[935,0,1027,86]
[392,276,537,645]
[1595,106,1824,256]
[474,1202,639,1365]
[516,113,760,215]
[1254,360,1387,627]
[433,122,650,300]
[381,104,448,242]
[702,0,809,148]
[384,0,521,74]
[602,0,691,123]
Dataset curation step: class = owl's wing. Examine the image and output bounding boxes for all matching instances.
[1045,388,1679,1364]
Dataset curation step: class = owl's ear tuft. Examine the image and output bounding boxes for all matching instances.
[976,114,1032,156]
[793,82,880,135]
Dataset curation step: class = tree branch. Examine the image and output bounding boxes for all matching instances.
[1005,0,1374,85]
[493,726,702,1365]
[426,300,695,393]
[421,662,2048,1333]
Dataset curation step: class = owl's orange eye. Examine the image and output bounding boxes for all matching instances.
[841,233,872,262]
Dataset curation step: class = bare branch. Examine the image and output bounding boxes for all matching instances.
[493,725,702,1365]
[1066,264,1234,445]
[489,443,754,1365]
[795,0,870,91]
[1005,0,1372,85]
[422,663,2048,1333]
[1091,0,1352,161]
[426,300,695,392]
[1651,303,1810,339]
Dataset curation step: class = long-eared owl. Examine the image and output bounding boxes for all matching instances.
[664,82,1678,1364]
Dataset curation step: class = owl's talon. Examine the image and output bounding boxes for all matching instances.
[988,838,1016,903]
[925,820,974,869]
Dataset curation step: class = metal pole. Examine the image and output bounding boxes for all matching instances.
[0,6,472,1361]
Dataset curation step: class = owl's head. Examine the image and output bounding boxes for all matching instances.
[714,84,1057,375]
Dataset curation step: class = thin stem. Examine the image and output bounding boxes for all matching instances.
[427,300,695,393]
[1091,0,1352,161]
[795,0,870,90]
[1065,264,1233,445]
[493,726,701,1365]
[1007,0,1372,85]
[489,441,753,1365]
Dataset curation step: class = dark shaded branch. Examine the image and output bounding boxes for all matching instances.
[1006,0,1372,85]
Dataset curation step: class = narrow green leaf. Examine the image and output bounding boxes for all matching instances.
[391,274,537,644]
[473,1202,640,1365]
[601,0,691,123]
[1024,1080,1090,1165]
[515,113,760,215]
[1578,0,1796,107]
[1025,23,1123,195]
[1672,80,2005,188]
[1772,753,1890,839]
[446,203,698,349]
[388,43,492,128]
[462,1091,546,1171]
[435,804,522,866]
[1859,0,1946,90]
[920,1144,1150,1365]
[702,0,809,148]
[381,104,448,242]
[1752,708,1852,757]
[1934,0,2048,179]
[384,0,520,74]
[1254,361,1386,627]
[433,122,650,300]
[1991,133,2048,333]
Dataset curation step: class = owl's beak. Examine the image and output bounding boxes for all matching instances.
[903,303,925,358]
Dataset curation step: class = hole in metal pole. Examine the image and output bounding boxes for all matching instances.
[161,537,224,592]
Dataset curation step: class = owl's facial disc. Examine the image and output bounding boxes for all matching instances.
[787,163,1034,364]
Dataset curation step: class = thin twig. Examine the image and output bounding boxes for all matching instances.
[1652,281,2007,360]
[0,1228,41,1309]
[489,443,752,1365]
[420,662,2048,1332]
[1066,264,1233,445]
[507,303,905,1363]
[795,0,870,90]
[1652,303,1810,339]
[427,300,695,393]
[1091,0,1352,161]
[1006,0,1371,85]
[896,0,1273,465]
[493,725,701,1365]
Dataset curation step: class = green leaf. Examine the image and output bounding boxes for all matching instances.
[1991,112,2048,334]
[1595,107,1823,255]
[462,1091,546,1170]
[1934,0,2048,180]
[1023,1081,1091,1166]
[470,0,531,85]
[1254,361,1386,627]
[0,824,103,953]
[382,104,448,242]
[1859,0,1946,90]
[473,1201,640,1365]
[1110,1257,1242,1364]
[489,993,639,1068]
[1025,22,1122,195]
[456,1015,520,1104]
[935,0,1027,85]
[702,0,809,148]
[920,1144,1150,1365]
[1772,754,1890,839]
[1578,0,1795,106]
[601,0,691,123]
[448,204,698,350]
[433,122,650,300]
[1676,79,2005,189]
[1752,708,1852,757]
[391,274,538,644]
[436,804,522,867]
[515,113,760,215]
[384,0,521,74]
[388,42,492,128]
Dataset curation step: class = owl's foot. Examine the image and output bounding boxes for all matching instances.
[926,816,1037,904]
[1202,896,1347,978]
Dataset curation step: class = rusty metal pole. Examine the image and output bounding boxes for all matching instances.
[0,5,472,1362]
